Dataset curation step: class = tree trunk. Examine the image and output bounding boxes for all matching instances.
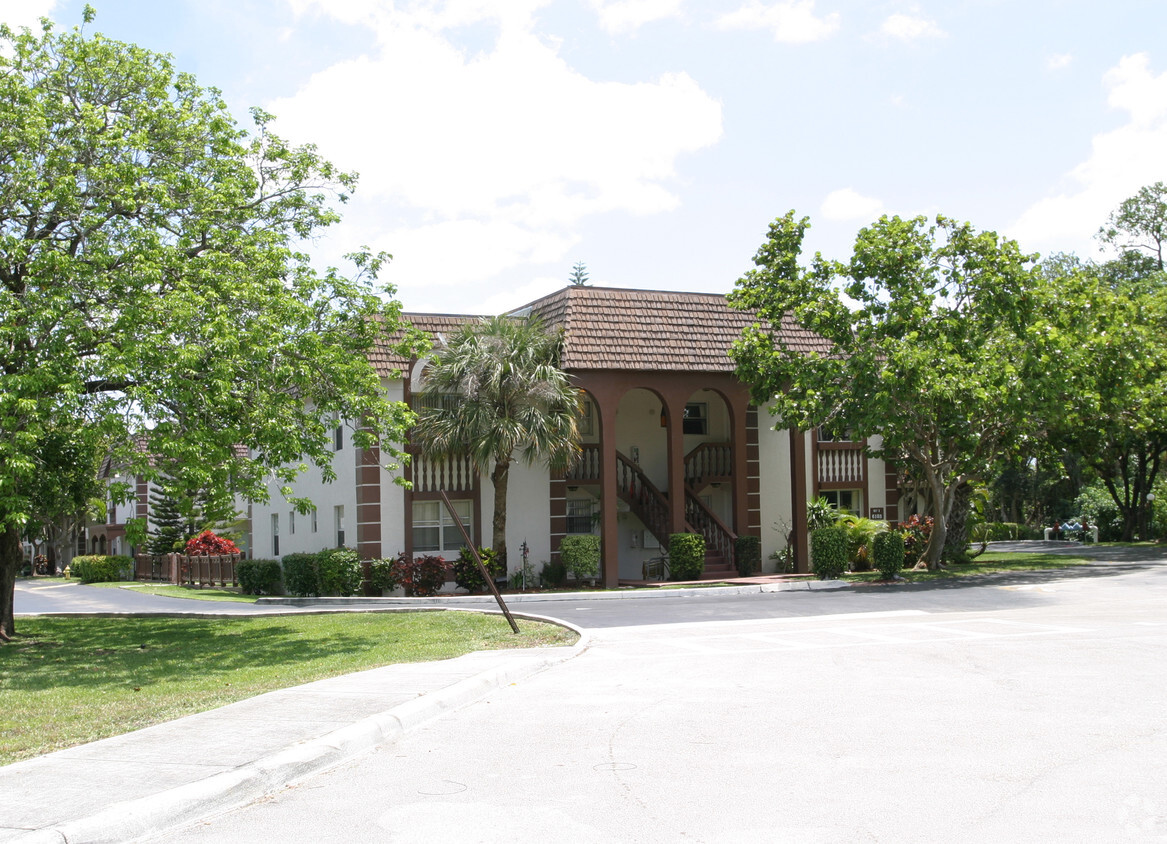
[0,524,21,640]
[916,464,950,571]
[490,459,509,569]
[944,481,972,562]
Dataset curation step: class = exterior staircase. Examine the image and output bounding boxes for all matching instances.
[615,451,738,579]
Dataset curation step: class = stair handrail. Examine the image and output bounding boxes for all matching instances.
[684,485,737,567]
[615,451,671,545]
[683,441,733,485]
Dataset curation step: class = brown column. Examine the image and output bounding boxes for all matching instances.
[598,397,619,587]
[356,443,382,560]
[790,428,809,573]
[663,393,687,536]
[729,394,750,537]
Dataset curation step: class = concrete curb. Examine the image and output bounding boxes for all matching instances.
[9,615,587,844]
[255,579,845,608]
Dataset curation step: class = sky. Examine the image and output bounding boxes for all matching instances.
[3,0,1166,314]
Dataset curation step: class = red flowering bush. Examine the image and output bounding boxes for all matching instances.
[391,552,448,597]
[185,530,240,556]
[896,515,934,565]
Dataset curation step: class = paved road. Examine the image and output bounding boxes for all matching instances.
[148,560,1167,843]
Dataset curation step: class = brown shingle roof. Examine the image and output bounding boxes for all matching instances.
[369,313,478,377]
[521,286,830,372]
[370,287,830,377]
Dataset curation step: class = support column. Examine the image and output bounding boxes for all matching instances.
[790,428,809,573]
[729,395,750,538]
[664,396,687,536]
[356,443,382,561]
[598,400,620,587]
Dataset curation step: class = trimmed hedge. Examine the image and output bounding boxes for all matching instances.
[281,552,322,597]
[540,559,567,589]
[669,533,706,581]
[872,531,905,581]
[453,546,505,593]
[72,555,133,583]
[318,548,361,596]
[560,535,601,582]
[735,535,761,577]
[367,558,400,594]
[810,526,847,580]
[238,559,283,595]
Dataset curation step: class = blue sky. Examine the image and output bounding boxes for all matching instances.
[4,0,1166,313]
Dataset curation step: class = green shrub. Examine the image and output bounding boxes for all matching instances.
[367,558,400,594]
[810,526,847,579]
[668,533,706,581]
[281,552,322,597]
[237,559,283,595]
[838,515,887,571]
[540,559,567,589]
[72,555,132,583]
[317,548,361,596]
[735,535,761,577]
[453,546,505,593]
[559,535,601,582]
[391,553,448,597]
[872,531,905,581]
[806,496,837,532]
[973,522,1044,542]
[509,559,538,590]
[897,515,934,565]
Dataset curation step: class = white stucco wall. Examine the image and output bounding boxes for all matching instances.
[755,413,796,572]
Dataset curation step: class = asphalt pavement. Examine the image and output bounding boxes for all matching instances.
[3,540,1165,843]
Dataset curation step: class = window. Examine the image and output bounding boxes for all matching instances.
[289,510,295,536]
[334,505,345,548]
[271,513,280,557]
[414,392,462,413]
[818,426,855,442]
[577,399,594,437]
[822,490,860,513]
[334,415,344,451]
[108,503,116,524]
[682,403,708,435]
[413,499,473,553]
[566,498,594,534]
[311,508,318,533]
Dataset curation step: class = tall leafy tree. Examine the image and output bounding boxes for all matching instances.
[730,212,1045,569]
[0,13,417,638]
[1041,251,1167,540]
[413,316,581,567]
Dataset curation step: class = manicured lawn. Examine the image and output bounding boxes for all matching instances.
[0,612,576,765]
[842,550,1098,583]
[86,581,258,603]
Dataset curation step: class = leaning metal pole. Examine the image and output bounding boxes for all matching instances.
[438,489,520,634]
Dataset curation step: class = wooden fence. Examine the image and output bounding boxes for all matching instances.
[134,553,240,587]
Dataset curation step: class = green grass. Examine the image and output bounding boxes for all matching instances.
[84,582,259,603]
[0,612,576,764]
[842,550,1098,583]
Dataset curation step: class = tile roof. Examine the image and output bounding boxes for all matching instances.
[369,313,478,377]
[522,286,831,372]
[370,287,830,377]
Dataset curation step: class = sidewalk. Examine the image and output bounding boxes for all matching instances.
[0,614,588,844]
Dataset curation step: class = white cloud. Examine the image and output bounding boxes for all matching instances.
[715,0,840,44]
[0,0,57,31]
[1046,52,1073,71]
[1011,53,1167,256]
[271,1,721,292]
[878,13,945,41]
[589,0,684,35]
[820,188,885,222]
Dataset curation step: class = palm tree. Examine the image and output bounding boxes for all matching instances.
[413,315,581,566]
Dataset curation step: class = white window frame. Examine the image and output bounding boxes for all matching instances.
[412,499,473,555]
